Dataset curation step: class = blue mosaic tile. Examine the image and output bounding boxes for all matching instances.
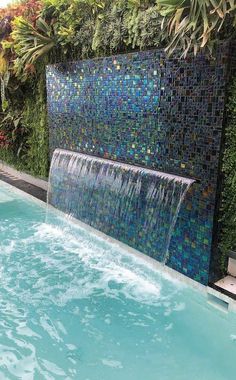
[46,45,232,285]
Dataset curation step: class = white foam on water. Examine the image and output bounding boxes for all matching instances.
[101,359,123,369]
[30,222,183,306]
[35,220,186,284]
[0,220,185,308]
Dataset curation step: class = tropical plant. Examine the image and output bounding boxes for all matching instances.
[0,51,9,111]
[11,16,55,79]
[2,0,235,79]
[0,108,26,157]
[123,1,164,49]
[156,0,236,56]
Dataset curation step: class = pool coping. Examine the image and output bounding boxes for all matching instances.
[1,176,236,313]
[0,161,48,190]
[0,168,47,202]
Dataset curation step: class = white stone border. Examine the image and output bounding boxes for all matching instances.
[0,161,48,191]
[207,286,236,313]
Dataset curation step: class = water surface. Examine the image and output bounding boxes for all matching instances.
[0,181,235,379]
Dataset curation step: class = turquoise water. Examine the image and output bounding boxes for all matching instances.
[0,181,236,379]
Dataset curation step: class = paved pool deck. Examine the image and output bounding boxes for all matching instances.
[0,170,47,202]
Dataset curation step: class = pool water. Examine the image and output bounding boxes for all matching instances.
[0,181,236,380]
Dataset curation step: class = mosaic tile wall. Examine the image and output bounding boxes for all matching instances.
[46,44,232,285]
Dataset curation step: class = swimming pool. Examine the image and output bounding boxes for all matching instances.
[0,180,236,379]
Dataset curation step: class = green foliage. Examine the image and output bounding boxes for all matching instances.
[220,77,236,262]
[90,0,130,55]
[21,68,48,177]
[156,0,236,56]
[0,109,26,155]
[3,0,235,75]
[6,0,165,71]
[0,71,29,161]
[12,16,55,80]
[53,0,104,59]
[0,148,27,171]
[0,62,48,177]
[127,4,165,49]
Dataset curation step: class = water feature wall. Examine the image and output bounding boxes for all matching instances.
[46,44,233,284]
[48,149,193,263]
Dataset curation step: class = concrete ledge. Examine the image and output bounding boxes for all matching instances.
[0,161,48,191]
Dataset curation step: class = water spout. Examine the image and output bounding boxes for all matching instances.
[47,149,194,264]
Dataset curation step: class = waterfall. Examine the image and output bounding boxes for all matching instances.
[47,149,194,263]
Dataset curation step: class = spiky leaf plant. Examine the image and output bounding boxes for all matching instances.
[157,0,236,56]
[12,16,55,78]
